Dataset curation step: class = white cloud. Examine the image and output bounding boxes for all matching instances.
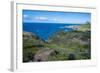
[35,16,48,21]
[53,18,58,21]
[32,16,60,22]
[23,15,29,18]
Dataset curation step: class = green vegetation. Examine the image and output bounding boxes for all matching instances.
[23,22,91,62]
[79,22,91,31]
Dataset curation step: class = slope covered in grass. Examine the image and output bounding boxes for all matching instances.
[23,22,91,62]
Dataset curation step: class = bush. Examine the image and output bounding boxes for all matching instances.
[68,53,76,60]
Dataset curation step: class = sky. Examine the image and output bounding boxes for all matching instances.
[23,10,91,24]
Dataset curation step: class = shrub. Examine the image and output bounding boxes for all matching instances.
[68,53,76,60]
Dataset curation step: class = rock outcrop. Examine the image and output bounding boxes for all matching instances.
[34,48,57,61]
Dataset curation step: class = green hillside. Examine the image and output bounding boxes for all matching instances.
[23,22,91,62]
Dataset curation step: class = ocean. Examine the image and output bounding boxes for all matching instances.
[23,23,80,41]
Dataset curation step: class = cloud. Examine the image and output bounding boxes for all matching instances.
[32,16,60,22]
[33,16,58,21]
[23,15,29,18]
[34,16,48,21]
[52,18,58,21]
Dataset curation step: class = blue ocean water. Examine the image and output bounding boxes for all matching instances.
[23,23,80,41]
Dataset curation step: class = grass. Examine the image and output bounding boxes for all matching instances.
[23,22,91,62]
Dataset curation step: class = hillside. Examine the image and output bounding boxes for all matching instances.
[23,26,91,62]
